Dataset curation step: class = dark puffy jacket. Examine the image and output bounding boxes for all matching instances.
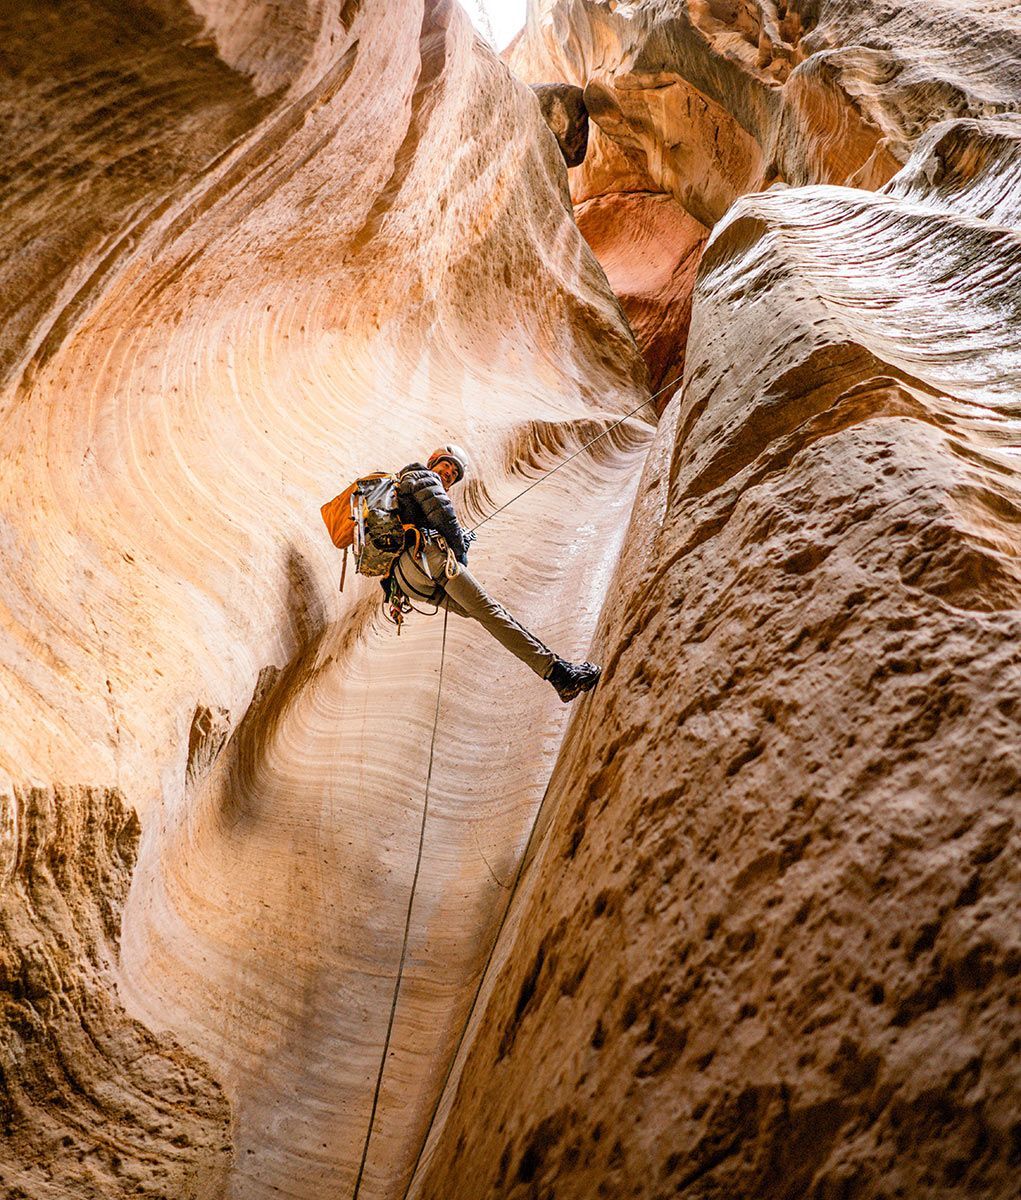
[396,462,469,565]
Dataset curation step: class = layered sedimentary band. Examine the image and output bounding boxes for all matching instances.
[3,0,1021,1197]
[0,2,649,1196]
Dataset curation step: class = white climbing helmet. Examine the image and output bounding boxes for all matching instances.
[428,443,469,483]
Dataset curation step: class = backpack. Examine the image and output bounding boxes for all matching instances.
[320,472,413,588]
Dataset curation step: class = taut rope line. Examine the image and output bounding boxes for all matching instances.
[468,378,684,533]
[351,607,449,1199]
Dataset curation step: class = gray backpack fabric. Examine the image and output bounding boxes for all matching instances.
[353,473,407,576]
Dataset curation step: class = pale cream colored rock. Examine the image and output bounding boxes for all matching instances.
[5,1,1021,1197]
[0,1,648,1196]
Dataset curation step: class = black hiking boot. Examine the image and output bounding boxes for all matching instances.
[547,657,601,703]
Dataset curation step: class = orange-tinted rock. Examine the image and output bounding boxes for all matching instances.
[0,2,648,1196]
[412,115,1021,1200]
[0,785,231,1198]
[575,192,708,405]
[4,1,1021,1197]
[508,1,1021,400]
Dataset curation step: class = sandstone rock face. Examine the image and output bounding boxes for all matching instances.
[574,191,705,399]
[412,104,1021,1200]
[0,785,231,1199]
[509,0,1021,406]
[1,2,648,1196]
[4,1,1021,1198]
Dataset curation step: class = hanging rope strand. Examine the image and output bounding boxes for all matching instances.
[470,370,684,533]
[351,607,450,1199]
[352,371,685,1196]
[397,762,563,1199]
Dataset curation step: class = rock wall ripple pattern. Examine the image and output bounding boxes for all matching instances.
[1,1,650,1196]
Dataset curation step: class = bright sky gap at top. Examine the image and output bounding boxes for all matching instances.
[464,0,528,51]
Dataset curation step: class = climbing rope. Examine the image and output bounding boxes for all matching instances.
[397,761,560,1200]
[468,379,682,533]
[351,607,449,1200]
[352,369,686,1197]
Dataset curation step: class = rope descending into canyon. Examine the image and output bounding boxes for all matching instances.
[468,381,682,533]
[351,607,449,1200]
[354,371,683,1198]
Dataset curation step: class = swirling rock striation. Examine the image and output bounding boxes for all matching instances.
[0,1,649,1197]
[5,2,1021,1198]
[412,115,1021,1200]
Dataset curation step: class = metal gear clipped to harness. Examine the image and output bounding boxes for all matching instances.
[382,536,460,634]
[383,574,413,633]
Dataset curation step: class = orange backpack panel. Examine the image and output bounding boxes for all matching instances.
[320,481,359,549]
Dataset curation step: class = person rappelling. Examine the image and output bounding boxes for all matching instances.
[321,444,601,703]
[334,398,666,1199]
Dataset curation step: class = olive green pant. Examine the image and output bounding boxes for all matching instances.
[393,540,556,679]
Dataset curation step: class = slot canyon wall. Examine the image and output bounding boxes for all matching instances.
[1,2,649,1197]
[1,4,1019,1200]
[508,0,1021,401]
[413,2,1021,1199]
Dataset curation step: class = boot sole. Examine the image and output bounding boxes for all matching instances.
[555,675,600,703]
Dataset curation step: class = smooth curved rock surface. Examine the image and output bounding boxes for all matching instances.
[5,1,1021,1197]
[0,2,649,1196]
[412,114,1021,1199]
[575,191,706,400]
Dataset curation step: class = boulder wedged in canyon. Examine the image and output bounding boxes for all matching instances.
[531,83,589,167]
[411,115,1021,1199]
[0,1,649,1196]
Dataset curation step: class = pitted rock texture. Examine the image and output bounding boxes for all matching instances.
[411,117,1021,1200]
[5,2,1021,1198]
[0,785,231,1199]
[0,2,649,1197]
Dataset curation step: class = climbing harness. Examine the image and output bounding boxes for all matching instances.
[350,370,685,1199]
[383,534,461,633]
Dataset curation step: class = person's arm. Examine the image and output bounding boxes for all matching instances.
[414,472,470,564]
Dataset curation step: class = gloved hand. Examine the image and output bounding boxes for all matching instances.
[458,528,477,567]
